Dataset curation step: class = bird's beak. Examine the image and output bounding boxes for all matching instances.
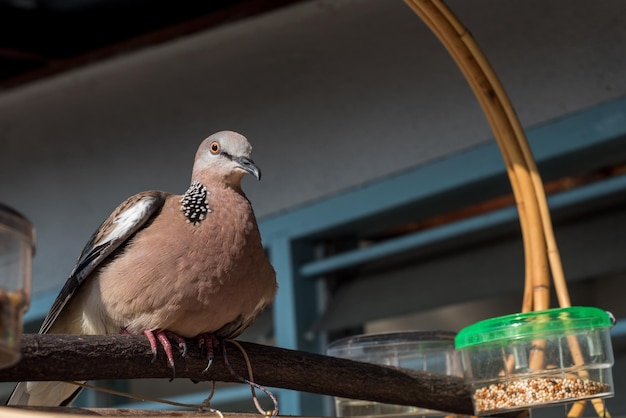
[236,156,261,181]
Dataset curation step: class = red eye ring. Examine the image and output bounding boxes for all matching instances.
[209,141,220,155]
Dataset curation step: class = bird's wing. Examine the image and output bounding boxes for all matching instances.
[6,191,166,407]
[38,190,166,334]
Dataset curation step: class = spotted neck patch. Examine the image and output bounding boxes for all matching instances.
[180,181,211,225]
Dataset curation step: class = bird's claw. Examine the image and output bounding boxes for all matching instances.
[142,329,180,381]
[124,327,161,365]
[140,329,219,379]
[142,329,160,364]
[196,333,219,373]
[165,330,188,358]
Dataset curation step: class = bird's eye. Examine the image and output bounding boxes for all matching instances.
[209,141,220,155]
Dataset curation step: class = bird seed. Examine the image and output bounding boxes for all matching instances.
[473,376,610,413]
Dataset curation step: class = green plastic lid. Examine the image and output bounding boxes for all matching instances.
[455,306,614,349]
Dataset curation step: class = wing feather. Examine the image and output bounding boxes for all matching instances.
[38,191,166,334]
[7,191,167,406]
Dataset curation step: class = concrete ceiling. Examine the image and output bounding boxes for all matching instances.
[0,0,305,90]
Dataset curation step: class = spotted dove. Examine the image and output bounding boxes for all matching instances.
[7,131,277,406]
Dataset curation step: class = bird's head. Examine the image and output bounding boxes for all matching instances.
[192,131,261,188]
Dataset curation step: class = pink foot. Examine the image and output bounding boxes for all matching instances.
[122,328,216,379]
[142,329,188,381]
[120,327,177,380]
[164,330,188,358]
[196,333,220,373]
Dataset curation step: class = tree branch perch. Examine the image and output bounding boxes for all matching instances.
[1,334,475,415]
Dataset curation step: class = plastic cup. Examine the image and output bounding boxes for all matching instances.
[455,306,615,415]
[0,203,35,368]
[326,331,461,417]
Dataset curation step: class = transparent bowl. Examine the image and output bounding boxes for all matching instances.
[0,203,35,368]
[455,307,615,415]
[327,330,462,417]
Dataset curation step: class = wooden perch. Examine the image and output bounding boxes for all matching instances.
[1,333,474,415]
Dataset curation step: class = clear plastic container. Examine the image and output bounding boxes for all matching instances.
[0,203,35,368]
[455,307,615,415]
[327,331,462,417]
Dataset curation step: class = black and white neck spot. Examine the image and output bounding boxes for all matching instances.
[180,181,211,225]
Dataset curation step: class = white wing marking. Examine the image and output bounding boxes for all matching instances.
[94,196,158,247]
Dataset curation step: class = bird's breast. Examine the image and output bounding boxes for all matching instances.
[92,190,276,337]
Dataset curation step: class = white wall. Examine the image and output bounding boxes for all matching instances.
[1,0,625,294]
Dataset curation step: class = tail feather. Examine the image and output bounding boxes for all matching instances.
[6,381,83,406]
